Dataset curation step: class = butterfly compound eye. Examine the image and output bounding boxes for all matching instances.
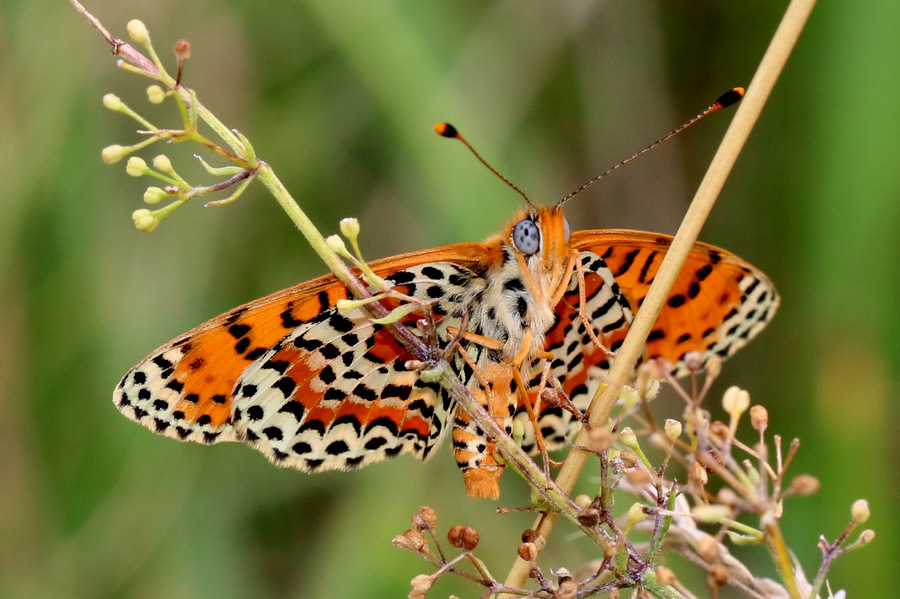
[512,219,541,255]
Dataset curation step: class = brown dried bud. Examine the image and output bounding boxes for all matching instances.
[589,428,614,452]
[552,567,572,582]
[697,535,721,563]
[750,404,769,431]
[174,39,192,61]
[518,542,539,562]
[625,468,653,486]
[393,529,427,552]
[412,506,437,531]
[619,451,638,469]
[540,387,565,408]
[716,487,739,507]
[521,529,546,548]
[409,573,433,598]
[655,565,675,586]
[690,461,709,486]
[577,508,601,527]
[603,541,618,559]
[683,351,705,372]
[708,563,729,587]
[789,474,820,497]
[448,525,479,550]
[555,580,578,599]
[709,420,730,439]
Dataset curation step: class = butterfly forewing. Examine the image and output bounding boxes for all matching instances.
[114,246,490,470]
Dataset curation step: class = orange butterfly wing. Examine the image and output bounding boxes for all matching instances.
[572,229,778,372]
[520,229,778,451]
[114,243,490,458]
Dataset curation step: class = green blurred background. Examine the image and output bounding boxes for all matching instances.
[1,0,897,597]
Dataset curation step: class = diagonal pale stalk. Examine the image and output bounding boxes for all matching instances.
[501,0,817,593]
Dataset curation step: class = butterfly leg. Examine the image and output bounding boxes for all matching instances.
[573,256,617,358]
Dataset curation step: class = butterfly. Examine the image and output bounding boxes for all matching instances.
[113,198,778,499]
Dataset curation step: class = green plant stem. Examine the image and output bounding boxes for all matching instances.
[765,518,800,598]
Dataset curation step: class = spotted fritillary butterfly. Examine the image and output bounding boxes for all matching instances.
[114,200,777,498]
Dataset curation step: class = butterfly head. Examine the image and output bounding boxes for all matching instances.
[506,205,571,265]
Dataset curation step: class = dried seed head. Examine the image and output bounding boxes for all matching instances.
[409,574,433,598]
[603,540,618,559]
[649,432,668,450]
[555,580,578,599]
[174,39,192,62]
[708,563,729,587]
[625,468,652,486]
[697,535,721,563]
[716,487,739,507]
[448,525,479,551]
[521,528,538,543]
[851,499,870,524]
[518,542,539,562]
[705,356,722,379]
[690,461,709,486]
[412,506,437,531]
[789,474,821,497]
[588,428,614,452]
[709,420,730,439]
[619,451,638,469]
[539,386,564,408]
[655,566,676,586]
[577,508,601,528]
[552,567,572,583]
[393,529,427,552]
[750,404,769,431]
[684,351,705,373]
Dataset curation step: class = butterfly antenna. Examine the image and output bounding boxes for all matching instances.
[555,87,745,208]
[435,122,536,211]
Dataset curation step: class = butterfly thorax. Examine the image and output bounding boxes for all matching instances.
[461,206,572,370]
